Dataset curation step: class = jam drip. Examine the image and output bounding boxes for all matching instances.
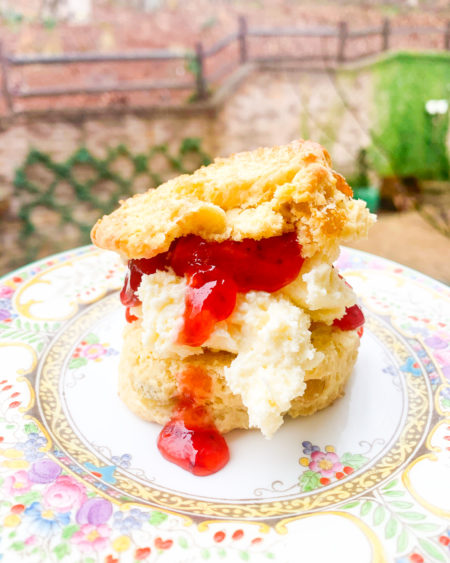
[157,366,229,476]
[120,232,305,345]
[333,304,365,331]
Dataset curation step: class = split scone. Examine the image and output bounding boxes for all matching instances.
[91,140,374,472]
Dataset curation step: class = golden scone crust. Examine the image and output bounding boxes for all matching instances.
[92,140,374,260]
[118,321,360,433]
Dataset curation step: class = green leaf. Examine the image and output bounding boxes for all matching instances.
[400,512,425,521]
[340,452,368,470]
[134,154,148,174]
[341,501,360,509]
[8,531,16,538]
[201,548,211,559]
[390,501,414,509]
[84,333,99,344]
[73,147,92,163]
[266,554,275,560]
[53,542,70,560]
[24,422,38,434]
[62,524,79,539]
[217,548,226,558]
[15,491,41,504]
[240,552,250,561]
[382,479,398,490]
[299,470,320,492]
[385,517,397,539]
[360,500,373,516]
[383,490,405,497]
[149,511,168,525]
[178,537,189,549]
[418,538,446,562]
[373,505,385,526]
[411,523,440,532]
[397,528,408,552]
[68,357,88,369]
[10,541,24,551]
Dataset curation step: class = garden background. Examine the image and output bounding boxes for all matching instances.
[0,0,449,283]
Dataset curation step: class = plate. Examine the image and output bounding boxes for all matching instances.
[0,246,449,563]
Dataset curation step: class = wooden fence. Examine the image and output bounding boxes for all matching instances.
[0,16,449,114]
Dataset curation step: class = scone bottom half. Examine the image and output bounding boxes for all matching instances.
[91,140,374,476]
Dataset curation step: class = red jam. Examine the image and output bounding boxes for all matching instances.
[178,268,237,347]
[157,366,229,476]
[119,234,364,476]
[333,304,365,331]
[120,232,305,345]
[120,255,169,307]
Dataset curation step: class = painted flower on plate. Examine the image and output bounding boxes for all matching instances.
[424,335,448,350]
[28,459,61,484]
[17,433,48,462]
[4,470,32,496]
[81,343,108,360]
[69,334,118,368]
[400,357,422,377]
[43,475,86,512]
[23,502,70,536]
[0,285,14,299]
[77,498,113,525]
[71,523,111,553]
[113,508,147,533]
[309,451,343,477]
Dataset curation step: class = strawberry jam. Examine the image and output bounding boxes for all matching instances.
[333,304,365,331]
[120,255,169,307]
[157,366,229,476]
[178,268,237,347]
[120,232,305,345]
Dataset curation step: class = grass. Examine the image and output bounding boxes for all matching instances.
[369,52,450,180]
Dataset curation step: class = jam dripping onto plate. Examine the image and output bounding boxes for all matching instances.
[120,233,365,476]
[157,366,229,476]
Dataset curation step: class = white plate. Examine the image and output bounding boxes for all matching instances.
[0,246,449,563]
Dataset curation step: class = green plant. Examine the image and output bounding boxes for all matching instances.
[369,52,450,181]
[349,149,370,188]
[13,138,212,261]
[1,9,24,27]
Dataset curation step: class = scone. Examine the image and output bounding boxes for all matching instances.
[91,140,374,475]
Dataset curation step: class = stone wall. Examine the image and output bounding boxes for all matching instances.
[215,64,373,176]
[0,56,395,274]
[0,60,377,195]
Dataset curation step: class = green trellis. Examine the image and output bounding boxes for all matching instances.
[13,137,212,260]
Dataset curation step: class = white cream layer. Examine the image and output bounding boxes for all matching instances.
[136,260,355,437]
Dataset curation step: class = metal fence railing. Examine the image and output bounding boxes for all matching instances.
[0,16,449,114]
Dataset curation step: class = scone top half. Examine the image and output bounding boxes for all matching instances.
[91,140,374,264]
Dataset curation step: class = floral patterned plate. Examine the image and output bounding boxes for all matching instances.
[0,246,449,563]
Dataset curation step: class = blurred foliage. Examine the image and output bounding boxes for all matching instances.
[0,8,24,27]
[348,149,371,188]
[13,138,211,262]
[369,52,450,180]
